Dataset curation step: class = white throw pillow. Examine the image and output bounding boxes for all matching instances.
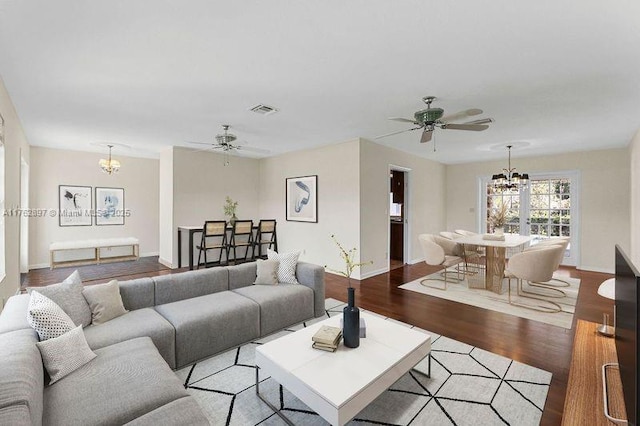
[82,280,128,325]
[27,270,92,327]
[253,259,280,285]
[267,249,300,284]
[27,291,76,341]
[36,325,96,384]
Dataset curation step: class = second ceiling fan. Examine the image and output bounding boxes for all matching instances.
[376,96,494,144]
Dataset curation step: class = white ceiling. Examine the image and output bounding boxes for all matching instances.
[1,0,639,164]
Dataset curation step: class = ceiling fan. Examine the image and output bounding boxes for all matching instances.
[187,125,270,164]
[376,96,494,144]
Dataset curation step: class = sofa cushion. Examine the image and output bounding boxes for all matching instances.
[232,284,314,336]
[82,280,128,324]
[0,405,31,426]
[44,337,189,426]
[154,291,260,368]
[119,277,155,310]
[124,396,209,426]
[227,262,258,290]
[27,291,76,341]
[0,294,32,334]
[26,270,92,327]
[154,267,229,305]
[83,308,176,369]
[36,325,96,384]
[254,259,279,285]
[0,328,43,426]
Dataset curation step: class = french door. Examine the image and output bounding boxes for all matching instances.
[480,171,579,266]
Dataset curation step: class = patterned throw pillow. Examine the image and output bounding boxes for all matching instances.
[36,325,96,384]
[267,249,300,284]
[253,259,280,285]
[27,291,76,341]
[27,270,92,327]
[82,280,128,325]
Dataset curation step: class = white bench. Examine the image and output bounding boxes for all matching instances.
[49,237,140,269]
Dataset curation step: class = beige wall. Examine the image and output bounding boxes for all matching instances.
[446,148,630,273]
[168,147,261,267]
[259,139,361,278]
[0,77,30,309]
[630,129,640,267]
[29,147,159,267]
[359,139,446,277]
[158,147,174,267]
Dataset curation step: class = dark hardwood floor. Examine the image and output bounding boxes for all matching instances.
[23,257,614,425]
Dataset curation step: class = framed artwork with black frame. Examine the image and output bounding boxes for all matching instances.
[286,175,317,223]
[59,185,92,226]
[95,187,125,226]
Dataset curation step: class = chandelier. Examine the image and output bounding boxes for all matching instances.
[492,145,529,191]
[99,145,121,175]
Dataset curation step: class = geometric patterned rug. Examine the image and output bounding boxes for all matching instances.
[175,299,552,425]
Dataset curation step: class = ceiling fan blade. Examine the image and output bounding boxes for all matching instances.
[439,108,483,123]
[388,117,418,124]
[237,145,271,155]
[420,129,433,143]
[462,118,494,125]
[374,126,423,139]
[186,140,215,146]
[443,123,490,131]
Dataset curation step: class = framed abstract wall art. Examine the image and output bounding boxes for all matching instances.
[95,187,125,225]
[286,175,317,223]
[59,185,92,226]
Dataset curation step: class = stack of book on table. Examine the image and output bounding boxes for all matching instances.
[311,325,342,352]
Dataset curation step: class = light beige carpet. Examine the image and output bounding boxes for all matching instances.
[399,272,579,329]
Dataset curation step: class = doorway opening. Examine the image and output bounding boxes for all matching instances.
[389,167,410,270]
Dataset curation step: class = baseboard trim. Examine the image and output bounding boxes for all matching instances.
[158,257,175,269]
[360,267,390,279]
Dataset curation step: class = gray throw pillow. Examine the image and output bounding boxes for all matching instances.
[36,325,96,384]
[82,280,128,325]
[27,291,76,341]
[27,270,92,327]
[254,259,280,285]
[267,249,300,284]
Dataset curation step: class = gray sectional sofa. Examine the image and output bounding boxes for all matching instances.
[0,261,325,425]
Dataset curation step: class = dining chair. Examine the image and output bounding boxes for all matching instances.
[418,234,464,290]
[227,220,255,263]
[525,237,571,286]
[504,245,564,313]
[196,220,228,269]
[254,219,278,259]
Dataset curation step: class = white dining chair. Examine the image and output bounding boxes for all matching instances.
[418,234,464,290]
[504,245,564,313]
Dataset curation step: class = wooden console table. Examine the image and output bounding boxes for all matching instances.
[562,320,627,425]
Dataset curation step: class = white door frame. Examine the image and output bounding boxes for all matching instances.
[388,164,412,266]
[479,170,580,266]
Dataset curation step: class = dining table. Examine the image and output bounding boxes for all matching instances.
[453,233,533,294]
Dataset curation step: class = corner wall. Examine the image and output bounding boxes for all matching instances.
[359,139,447,277]
[630,129,640,267]
[0,76,30,309]
[28,147,160,268]
[258,139,361,278]
[445,148,630,273]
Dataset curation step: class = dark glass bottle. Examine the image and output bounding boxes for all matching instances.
[343,287,360,348]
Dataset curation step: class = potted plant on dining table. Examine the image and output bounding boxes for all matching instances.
[489,201,508,235]
[223,196,238,225]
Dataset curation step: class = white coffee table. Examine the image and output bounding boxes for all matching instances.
[255,312,431,425]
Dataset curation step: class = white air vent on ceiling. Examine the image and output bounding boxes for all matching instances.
[249,104,278,115]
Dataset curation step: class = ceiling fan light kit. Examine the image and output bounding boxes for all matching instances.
[186,124,271,166]
[376,95,494,149]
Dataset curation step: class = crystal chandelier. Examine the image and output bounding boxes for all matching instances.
[492,145,529,191]
[99,145,121,175]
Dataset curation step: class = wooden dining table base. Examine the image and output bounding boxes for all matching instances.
[485,246,506,294]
